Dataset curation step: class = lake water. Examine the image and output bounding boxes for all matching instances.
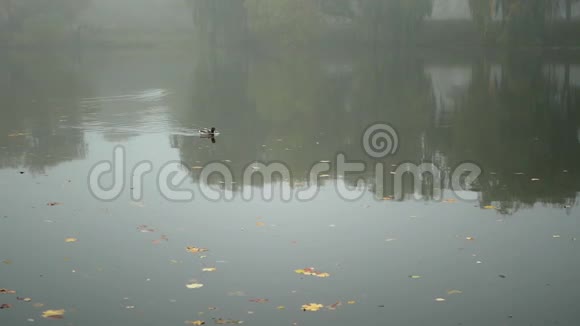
[1,47,579,326]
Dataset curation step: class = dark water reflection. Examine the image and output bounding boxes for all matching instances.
[0,47,579,325]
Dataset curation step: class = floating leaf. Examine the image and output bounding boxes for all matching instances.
[248,298,268,303]
[17,297,32,302]
[302,303,324,312]
[277,306,285,310]
[2,259,12,265]
[42,309,65,319]
[202,268,216,272]
[0,289,16,294]
[186,247,208,254]
[185,321,205,325]
[409,275,421,279]
[64,238,78,243]
[213,318,243,324]
[137,225,155,233]
[0,304,12,309]
[295,267,330,278]
[327,301,342,310]
[347,301,356,305]
[186,283,204,289]
[8,132,27,137]
[465,237,475,241]
[483,205,496,209]
[32,303,45,308]
[447,290,462,295]
[256,222,266,227]
[434,298,446,302]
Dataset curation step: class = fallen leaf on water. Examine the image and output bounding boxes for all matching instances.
[202,268,216,272]
[531,178,540,181]
[213,318,243,324]
[185,321,205,325]
[302,303,324,312]
[42,309,65,319]
[295,267,330,278]
[327,301,342,310]
[186,283,204,289]
[8,132,27,137]
[17,297,32,302]
[382,196,394,201]
[447,290,463,295]
[256,222,266,227]
[186,247,208,254]
[409,275,422,279]
[65,238,78,243]
[483,205,496,210]
[32,303,45,308]
[347,301,356,304]
[553,235,561,238]
[0,304,12,309]
[248,298,268,303]
[465,237,475,241]
[2,259,12,264]
[137,225,155,233]
[0,289,16,294]
[277,306,285,310]
[47,202,63,207]
[434,298,446,302]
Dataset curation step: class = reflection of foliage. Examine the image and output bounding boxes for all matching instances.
[469,0,580,45]
[0,52,88,174]
[356,0,433,43]
[245,0,323,46]
[442,54,580,213]
[0,0,90,43]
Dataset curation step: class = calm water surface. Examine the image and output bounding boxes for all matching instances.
[1,48,579,326]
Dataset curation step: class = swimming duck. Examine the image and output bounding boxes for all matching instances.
[200,127,216,137]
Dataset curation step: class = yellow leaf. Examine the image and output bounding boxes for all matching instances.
[65,238,78,243]
[256,222,266,227]
[484,205,496,209]
[301,303,324,312]
[202,268,217,272]
[347,301,356,304]
[409,275,421,279]
[32,303,45,308]
[294,269,305,274]
[465,237,475,241]
[185,321,205,325]
[42,309,65,319]
[447,290,463,295]
[277,306,285,310]
[186,247,208,254]
[315,272,330,278]
[186,283,204,289]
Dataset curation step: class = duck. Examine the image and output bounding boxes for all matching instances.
[199,127,216,137]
